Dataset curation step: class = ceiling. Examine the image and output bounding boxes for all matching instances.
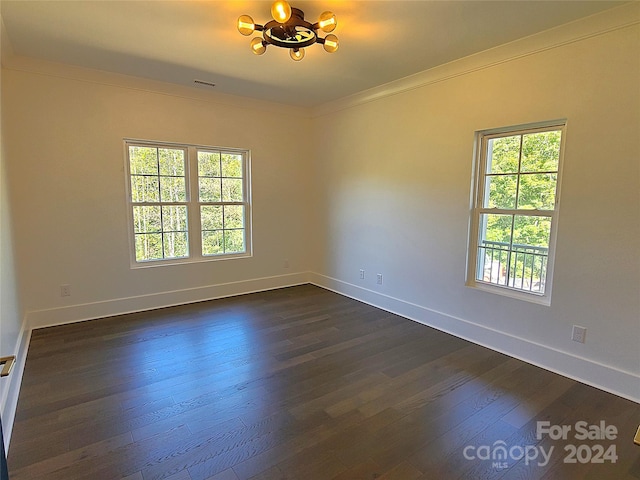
[0,1,626,108]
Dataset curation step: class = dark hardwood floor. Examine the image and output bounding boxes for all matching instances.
[7,284,640,479]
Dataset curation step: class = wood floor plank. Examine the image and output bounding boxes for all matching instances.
[8,285,639,480]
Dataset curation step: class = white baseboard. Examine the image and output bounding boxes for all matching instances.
[26,272,310,330]
[1,319,31,454]
[309,272,640,404]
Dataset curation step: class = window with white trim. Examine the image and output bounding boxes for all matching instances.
[467,121,565,302]
[125,140,251,266]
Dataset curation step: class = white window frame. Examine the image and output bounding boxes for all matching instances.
[466,120,566,305]
[124,139,252,268]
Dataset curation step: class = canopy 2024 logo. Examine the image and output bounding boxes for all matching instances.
[463,421,618,470]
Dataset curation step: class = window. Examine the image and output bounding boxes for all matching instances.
[467,121,565,303]
[197,150,247,256]
[125,140,251,266]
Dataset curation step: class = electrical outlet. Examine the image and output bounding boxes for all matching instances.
[377,273,383,285]
[359,269,365,279]
[571,325,586,344]
[283,259,289,269]
[60,284,71,297]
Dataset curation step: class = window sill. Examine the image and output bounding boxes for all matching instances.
[466,281,552,306]
[130,252,252,269]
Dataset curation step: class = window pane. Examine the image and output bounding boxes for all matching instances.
[202,230,223,256]
[158,148,185,176]
[221,153,243,178]
[131,175,160,203]
[521,131,561,172]
[198,151,221,177]
[222,178,243,202]
[163,231,188,258]
[133,206,161,233]
[477,244,510,285]
[162,206,188,232]
[135,233,163,261]
[477,214,550,292]
[485,175,517,209]
[224,205,244,229]
[509,254,547,294]
[160,176,187,202]
[224,229,245,253]
[480,213,513,245]
[487,135,520,174]
[201,205,223,230]
[199,178,222,202]
[129,146,158,175]
[513,215,551,249]
[477,214,512,285]
[517,174,557,210]
[511,216,551,293]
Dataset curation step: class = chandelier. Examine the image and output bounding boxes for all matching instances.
[237,1,339,61]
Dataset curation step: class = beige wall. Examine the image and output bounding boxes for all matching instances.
[2,65,314,323]
[310,19,640,399]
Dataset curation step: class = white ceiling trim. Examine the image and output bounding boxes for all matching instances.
[312,3,640,118]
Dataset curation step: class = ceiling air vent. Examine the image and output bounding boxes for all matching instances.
[194,79,216,88]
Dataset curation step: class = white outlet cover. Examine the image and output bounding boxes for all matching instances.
[572,325,586,343]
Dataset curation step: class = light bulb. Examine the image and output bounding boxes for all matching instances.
[237,15,255,36]
[250,37,267,55]
[317,11,336,33]
[271,1,292,23]
[290,48,305,61]
[322,34,339,53]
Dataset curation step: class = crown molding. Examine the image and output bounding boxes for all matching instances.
[312,3,640,118]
